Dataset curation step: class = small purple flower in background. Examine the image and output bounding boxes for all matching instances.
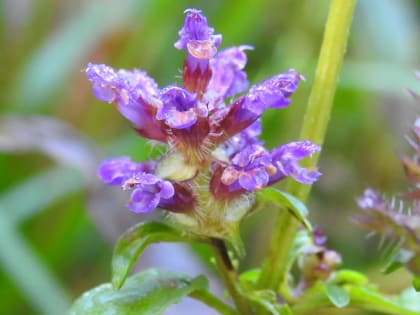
[355,189,420,275]
[355,90,420,275]
[85,9,321,220]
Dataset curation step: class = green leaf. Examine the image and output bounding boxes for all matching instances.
[294,282,420,315]
[413,276,420,292]
[349,286,420,315]
[324,284,350,308]
[67,269,208,315]
[112,221,206,289]
[255,187,312,231]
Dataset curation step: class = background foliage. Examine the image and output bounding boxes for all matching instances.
[1,0,419,314]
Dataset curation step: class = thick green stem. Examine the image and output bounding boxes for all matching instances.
[258,0,357,295]
[211,238,253,315]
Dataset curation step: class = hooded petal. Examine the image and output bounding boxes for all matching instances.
[128,189,160,213]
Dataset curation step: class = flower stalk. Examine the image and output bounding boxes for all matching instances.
[258,0,357,295]
[211,238,253,315]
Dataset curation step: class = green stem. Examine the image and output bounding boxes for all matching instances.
[190,290,237,315]
[258,0,357,295]
[211,238,253,315]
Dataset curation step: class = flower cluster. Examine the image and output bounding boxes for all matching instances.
[86,9,321,232]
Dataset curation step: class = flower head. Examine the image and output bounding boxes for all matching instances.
[86,9,321,237]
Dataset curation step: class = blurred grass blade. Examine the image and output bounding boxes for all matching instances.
[11,0,144,112]
[0,115,100,172]
[0,166,83,224]
[0,210,70,315]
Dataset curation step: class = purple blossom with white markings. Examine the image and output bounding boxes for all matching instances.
[86,9,321,217]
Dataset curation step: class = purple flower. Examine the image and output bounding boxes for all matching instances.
[211,70,303,145]
[217,120,263,159]
[210,140,321,198]
[175,9,222,95]
[270,141,321,184]
[126,173,175,213]
[98,157,156,186]
[220,144,273,191]
[97,157,196,213]
[174,9,222,62]
[156,86,206,129]
[205,46,252,108]
[355,189,420,274]
[85,63,167,142]
[87,8,322,220]
[98,157,172,213]
[246,69,303,111]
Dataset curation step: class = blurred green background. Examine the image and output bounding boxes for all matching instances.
[1,0,419,314]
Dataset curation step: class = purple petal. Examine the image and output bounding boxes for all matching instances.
[238,169,269,191]
[357,189,384,209]
[116,69,160,106]
[245,69,303,111]
[270,141,321,184]
[283,161,322,184]
[238,173,255,191]
[205,46,252,106]
[212,70,302,144]
[157,86,202,129]
[217,120,263,159]
[97,157,156,186]
[272,141,320,160]
[86,63,166,141]
[158,180,176,199]
[128,189,160,213]
[174,9,221,50]
[86,63,119,103]
[231,144,270,168]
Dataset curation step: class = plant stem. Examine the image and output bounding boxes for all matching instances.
[258,0,357,294]
[211,238,253,315]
